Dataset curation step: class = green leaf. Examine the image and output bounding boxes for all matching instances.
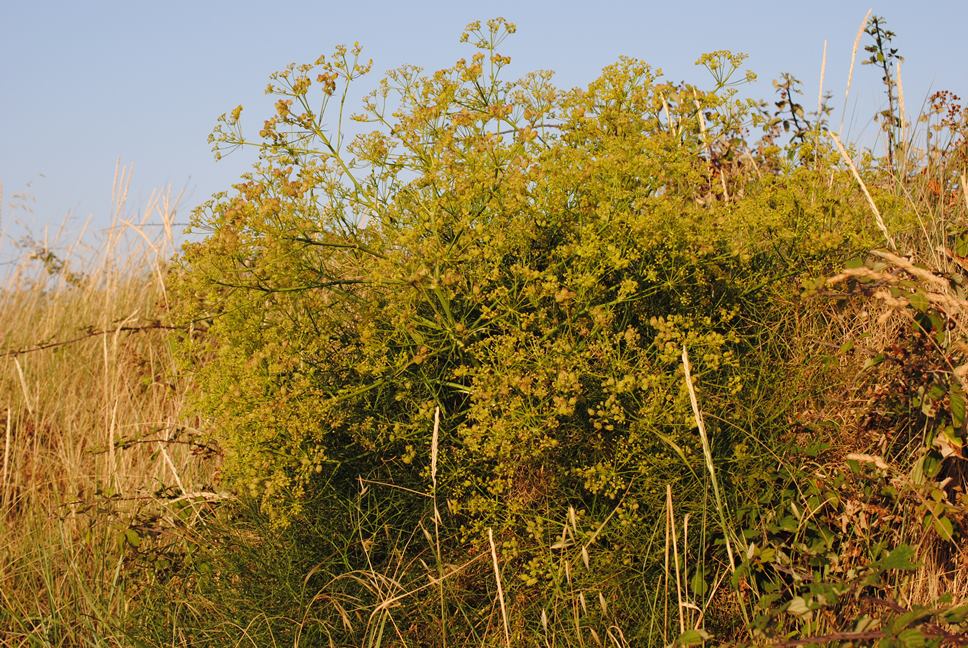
[941,423,964,448]
[911,458,927,486]
[787,596,811,618]
[864,353,886,369]
[878,545,917,571]
[931,515,954,542]
[955,235,968,257]
[779,515,799,532]
[908,290,929,313]
[950,381,966,428]
[921,450,943,480]
[942,603,968,624]
[677,629,712,646]
[890,605,936,633]
[896,628,927,647]
[124,528,142,548]
[691,570,708,597]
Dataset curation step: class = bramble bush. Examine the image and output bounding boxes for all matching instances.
[170,18,919,642]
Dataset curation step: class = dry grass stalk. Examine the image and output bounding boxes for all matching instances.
[897,59,907,149]
[871,250,949,289]
[845,453,890,471]
[681,346,737,571]
[817,39,828,117]
[661,93,677,137]
[663,491,671,644]
[829,131,898,250]
[666,485,685,635]
[0,170,214,639]
[2,408,10,508]
[430,406,447,647]
[11,358,32,416]
[488,528,511,646]
[841,9,873,134]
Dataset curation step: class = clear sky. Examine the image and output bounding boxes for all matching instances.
[1,1,966,245]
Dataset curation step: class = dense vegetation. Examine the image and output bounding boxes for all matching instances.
[2,15,967,647]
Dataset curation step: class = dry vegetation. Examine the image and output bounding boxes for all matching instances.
[0,170,215,643]
[1,16,967,647]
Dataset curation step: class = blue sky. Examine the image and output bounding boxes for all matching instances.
[2,1,966,244]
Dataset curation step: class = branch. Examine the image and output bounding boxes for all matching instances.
[1,320,205,359]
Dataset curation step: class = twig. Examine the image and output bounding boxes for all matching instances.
[0,321,201,358]
[166,491,233,505]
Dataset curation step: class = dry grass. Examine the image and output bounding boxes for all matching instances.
[0,169,215,645]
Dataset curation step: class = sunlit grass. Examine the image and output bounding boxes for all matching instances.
[0,168,215,645]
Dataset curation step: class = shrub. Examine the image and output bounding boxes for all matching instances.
[173,18,894,641]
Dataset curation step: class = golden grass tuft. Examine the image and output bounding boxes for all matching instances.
[0,169,215,643]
